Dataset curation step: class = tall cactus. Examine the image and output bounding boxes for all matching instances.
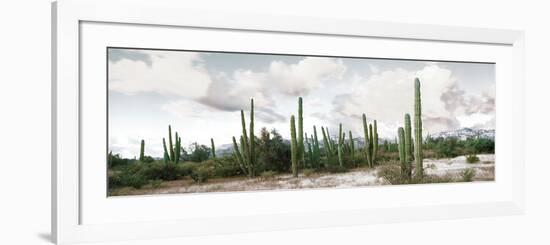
[232,99,256,177]
[210,138,216,158]
[249,98,255,175]
[414,78,424,179]
[397,127,407,177]
[321,126,332,167]
[337,123,344,167]
[373,120,378,164]
[232,136,244,170]
[168,125,175,161]
[162,138,170,164]
[290,115,298,177]
[139,139,145,162]
[162,125,181,164]
[349,131,355,167]
[404,114,413,178]
[313,126,321,168]
[362,114,372,167]
[297,97,304,168]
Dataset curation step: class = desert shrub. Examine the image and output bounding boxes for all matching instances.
[188,142,211,162]
[302,168,316,177]
[464,137,495,154]
[260,170,277,180]
[177,161,200,177]
[376,164,409,185]
[213,164,241,178]
[141,155,155,163]
[466,154,480,163]
[140,162,179,181]
[256,128,292,172]
[190,165,211,184]
[108,164,148,189]
[461,169,476,182]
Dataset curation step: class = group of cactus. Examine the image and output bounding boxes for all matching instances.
[162,125,182,164]
[231,99,256,177]
[289,97,380,176]
[397,78,424,180]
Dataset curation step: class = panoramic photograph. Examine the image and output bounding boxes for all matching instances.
[107,48,495,196]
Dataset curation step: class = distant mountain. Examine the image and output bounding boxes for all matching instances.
[429,128,495,140]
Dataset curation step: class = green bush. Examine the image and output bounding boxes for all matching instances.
[466,154,480,163]
[190,165,211,184]
[108,164,148,189]
[461,169,476,182]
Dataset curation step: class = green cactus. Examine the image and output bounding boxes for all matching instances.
[162,138,170,164]
[349,130,355,167]
[337,123,344,167]
[397,127,407,177]
[404,114,413,178]
[373,120,378,164]
[414,78,424,179]
[297,97,304,168]
[232,136,245,170]
[168,125,175,161]
[313,126,321,168]
[139,139,145,162]
[249,99,255,175]
[362,114,372,168]
[321,126,332,167]
[210,138,216,158]
[305,133,313,167]
[290,115,298,177]
[232,99,256,177]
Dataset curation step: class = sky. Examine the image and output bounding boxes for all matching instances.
[108,48,495,158]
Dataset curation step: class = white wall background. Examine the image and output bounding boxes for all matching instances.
[0,0,547,244]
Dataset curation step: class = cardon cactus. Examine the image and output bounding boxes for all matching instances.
[397,127,407,177]
[313,126,321,168]
[297,97,304,168]
[362,114,372,168]
[404,114,413,178]
[290,115,298,177]
[414,78,424,179]
[210,138,216,158]
[373,120,378,164]
[232,99,256,177]
[337,123,344,167]
[162,125,181,164]
[321,126,331,167]
[349,130,355,167]
[139,139,145,162]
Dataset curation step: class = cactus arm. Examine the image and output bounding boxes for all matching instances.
[168,125,175,161]
[232,136,246,173]
[373,120,378,163]
[362,114,372,167]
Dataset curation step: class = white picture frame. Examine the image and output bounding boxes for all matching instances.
[52,0,525,244]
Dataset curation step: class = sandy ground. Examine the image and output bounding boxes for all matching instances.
[111,154,494,196]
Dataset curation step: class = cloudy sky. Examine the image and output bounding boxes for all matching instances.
[108,48,495,158]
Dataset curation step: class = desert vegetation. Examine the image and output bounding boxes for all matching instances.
[108,78,495,196]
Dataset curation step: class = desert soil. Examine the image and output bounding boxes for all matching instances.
[111,154,494,196]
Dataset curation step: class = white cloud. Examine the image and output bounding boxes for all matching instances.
[109,51,212,99]
[331,64,495,136]
[268,57,347,96]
